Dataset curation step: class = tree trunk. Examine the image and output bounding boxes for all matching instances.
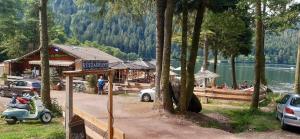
[39,0,51,109]
[161,0,175,113]
[154,0,166,106]
[231,55,238,90]
[203,36,209,70]
[213,49,218,73]
[251,0,263,110]
[212,49,218,87]
[186,2,206,106]
[294,33,300,94]
[260,0,267,85]
[180,0,188,113]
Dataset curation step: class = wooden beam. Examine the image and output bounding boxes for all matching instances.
[85,126,103,139]
[108,71,114,139]
[73,107,125,139]
[63,69,113,76]
[194,89,267,102]
[65,75,73,139]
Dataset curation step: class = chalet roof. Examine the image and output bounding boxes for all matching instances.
[53,44,122,63]
[195,70,219,79]
[4,44,123,63]
[109,62,151,70]
[131,59,155,70]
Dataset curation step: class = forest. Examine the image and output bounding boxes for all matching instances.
[49,0,299,64]
[1,0,298,64]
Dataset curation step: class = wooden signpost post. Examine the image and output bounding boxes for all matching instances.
[64,60,114,139]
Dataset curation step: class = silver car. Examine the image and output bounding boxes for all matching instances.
[139,88,155,102]
[276,93,300,129]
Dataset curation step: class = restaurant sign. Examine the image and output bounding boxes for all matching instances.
[76,60,109,71]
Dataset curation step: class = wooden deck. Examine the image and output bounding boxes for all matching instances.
[194,88,267,102]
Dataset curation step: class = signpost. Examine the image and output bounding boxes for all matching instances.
[75,60,109,71]
[64,60,114,139]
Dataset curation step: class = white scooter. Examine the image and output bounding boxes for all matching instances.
[2,96,52,124]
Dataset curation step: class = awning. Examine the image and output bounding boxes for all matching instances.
[195,70,219,79]
[29,60,74,67]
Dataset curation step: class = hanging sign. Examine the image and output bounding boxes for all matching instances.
[76,60,109,71]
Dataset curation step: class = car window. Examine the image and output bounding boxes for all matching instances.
[32,82,41,88]
[290,97,300,107]
[16,81,27,86]
[280,95,290,104]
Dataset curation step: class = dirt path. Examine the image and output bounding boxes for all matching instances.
[51,91,237,139]
[237,130,300,139]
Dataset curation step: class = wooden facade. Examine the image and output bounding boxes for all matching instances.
[2,44,122,77]
[4,47,75,76]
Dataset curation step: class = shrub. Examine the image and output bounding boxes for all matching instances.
[50,98,63,117]
[50,69,61,88]
[86,75,97,88]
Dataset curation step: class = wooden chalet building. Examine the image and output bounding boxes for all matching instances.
[2,44,122,76]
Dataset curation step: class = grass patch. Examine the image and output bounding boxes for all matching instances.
[220,109,280,132]
[201,103,280,133]
[259,92,282,107]
[203,120,225,129]
[208,99,250,107]
[0,118,65,139]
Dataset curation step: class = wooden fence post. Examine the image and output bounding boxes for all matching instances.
[108,71,114,139]
[66,75,73,139]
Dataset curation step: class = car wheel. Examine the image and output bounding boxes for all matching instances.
[40,112,52,124]
[281,118,288,130]
[142,94,151,102]
[5,117,17,125]
[0,90,5,97]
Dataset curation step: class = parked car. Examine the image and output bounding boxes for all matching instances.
[0,79,41,97]
[276,93,300,129]
[139,88,155,102]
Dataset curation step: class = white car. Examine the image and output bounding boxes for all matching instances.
[139,88,155,102]
[276,93,300,129]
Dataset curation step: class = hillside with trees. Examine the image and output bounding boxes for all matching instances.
[49,0,156,60]
[48,0,299,64]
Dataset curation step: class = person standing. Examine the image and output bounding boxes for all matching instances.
[97,76,105,95]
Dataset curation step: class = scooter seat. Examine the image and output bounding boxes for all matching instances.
[7,103,30,110]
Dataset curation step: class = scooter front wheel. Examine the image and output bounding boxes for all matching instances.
[40,112,52,124]
[5,118,17,125]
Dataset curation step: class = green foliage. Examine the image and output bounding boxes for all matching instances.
[0,118,65,139]
[86,74,97,88]
[203,104,280,132]
[50,98,63,117]
[259,92,282,107]
[202,9,252,58]
[222,110,279,132]
[264,29,298,64]
[50,69,61,87]
[0,0,67,60]
[49,0,156,60]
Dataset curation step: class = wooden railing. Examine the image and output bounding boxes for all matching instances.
[73,107,125,139]
[194,88,266,102]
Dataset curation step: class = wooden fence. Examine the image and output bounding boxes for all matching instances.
[194,88,267,102]
[73,107,125,139]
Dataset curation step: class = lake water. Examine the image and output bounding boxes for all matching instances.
[172,62,296,93]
